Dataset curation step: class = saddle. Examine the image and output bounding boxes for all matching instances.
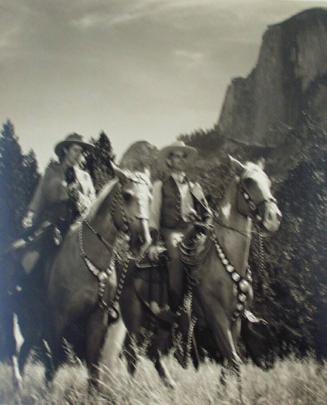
[9,221,65,275]
[133,254,175,324]
[133,223,211,324]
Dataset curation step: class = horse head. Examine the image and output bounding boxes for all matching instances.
[112,164,152,258]
[229,155,282,232]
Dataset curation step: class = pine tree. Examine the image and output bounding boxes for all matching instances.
[83,131,115,193]
[0,120,39,249]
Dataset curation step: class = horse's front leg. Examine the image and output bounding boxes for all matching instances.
[86,308,108,393]
[149,331,176,390]
[123,334,139,376]
[2,308,23,390]
[10,354,23,391]
[207,305,241,364]
[200,296,242,377]
[205,302,242,401]
[102,317,126,372]
[151,349,176,390]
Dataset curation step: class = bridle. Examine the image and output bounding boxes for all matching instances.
[239,181,277,225]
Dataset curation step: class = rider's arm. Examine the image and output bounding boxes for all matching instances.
[192,182,213,222]
[43,166,70,204]
[27,176,44,214]
[75,171,96,215]
[149,180,163,239]
[23,175,45,228]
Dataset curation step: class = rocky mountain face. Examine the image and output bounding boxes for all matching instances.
[217,8,327,147]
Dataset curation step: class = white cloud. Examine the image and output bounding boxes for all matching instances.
[174,49,205,67]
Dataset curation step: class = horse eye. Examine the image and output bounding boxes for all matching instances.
[243,178,255,189]
[122,190,134,202]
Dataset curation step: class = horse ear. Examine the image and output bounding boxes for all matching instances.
[228,155,245,175]
[111,162,128,183]
[256,158,266,170]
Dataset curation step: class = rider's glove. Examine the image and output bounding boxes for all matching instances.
[22,210,34,229]
[67,182,80,201]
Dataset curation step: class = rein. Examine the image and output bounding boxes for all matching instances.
[212,211,251,239]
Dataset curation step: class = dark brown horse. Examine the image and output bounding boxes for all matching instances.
[105,156,282,388]
[9,167,151,391]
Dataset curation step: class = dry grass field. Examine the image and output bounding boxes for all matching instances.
[0,354,326,405]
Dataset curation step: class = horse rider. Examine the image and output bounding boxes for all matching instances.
[19,133,96,274]
[147,141,212,313]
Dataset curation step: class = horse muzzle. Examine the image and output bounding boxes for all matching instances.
[129,218,151,260]
[261,201,282,233]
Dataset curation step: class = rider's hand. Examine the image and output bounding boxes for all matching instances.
[67,183,80,200]
[22,210,34,229]
[186,208,200,222]
[147,245,162,262]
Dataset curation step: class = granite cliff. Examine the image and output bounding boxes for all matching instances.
[217,8,327,147]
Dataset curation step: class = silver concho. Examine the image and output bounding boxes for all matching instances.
[222,258,228,265]
[237,303,244,311]
[232,272,240,282]
[226,264,234,273]
[239,279,250,293]
[233,285,238,296]
[99,272,108,282]
[219,252,225,260]
[249,201,256,211]
[238,293,247,302]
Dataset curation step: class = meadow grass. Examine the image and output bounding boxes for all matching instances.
[0,355,326,405]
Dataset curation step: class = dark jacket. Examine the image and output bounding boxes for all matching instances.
[150,175,211,230]
[29,161,95,227]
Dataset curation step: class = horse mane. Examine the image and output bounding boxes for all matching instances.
[87,178,118,220]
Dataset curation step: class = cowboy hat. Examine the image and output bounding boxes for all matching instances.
[158,141,197,164]
[54,133,94,156]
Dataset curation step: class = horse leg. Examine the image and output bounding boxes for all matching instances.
[18,339,31,375]
[202,301,242,382]
[3,309,23,390]
[124,334,138,377]
[85,308,108,392]
[102,317,126,373]
[43,313,66,387]
[149,347,176,389]
[231,319,243,402]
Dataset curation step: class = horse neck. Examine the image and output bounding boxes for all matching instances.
[215,181,252,275]
[83,183,119,266]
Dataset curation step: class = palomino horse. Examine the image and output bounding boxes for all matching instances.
[14,167,152,391]
[106,156,281,388]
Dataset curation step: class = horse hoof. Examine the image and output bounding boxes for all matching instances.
[13,376,23,392]
[163,378,176,390]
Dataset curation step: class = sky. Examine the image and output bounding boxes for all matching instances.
[1,0,326,169]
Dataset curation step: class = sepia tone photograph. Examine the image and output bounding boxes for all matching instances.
[0,1,326,404]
